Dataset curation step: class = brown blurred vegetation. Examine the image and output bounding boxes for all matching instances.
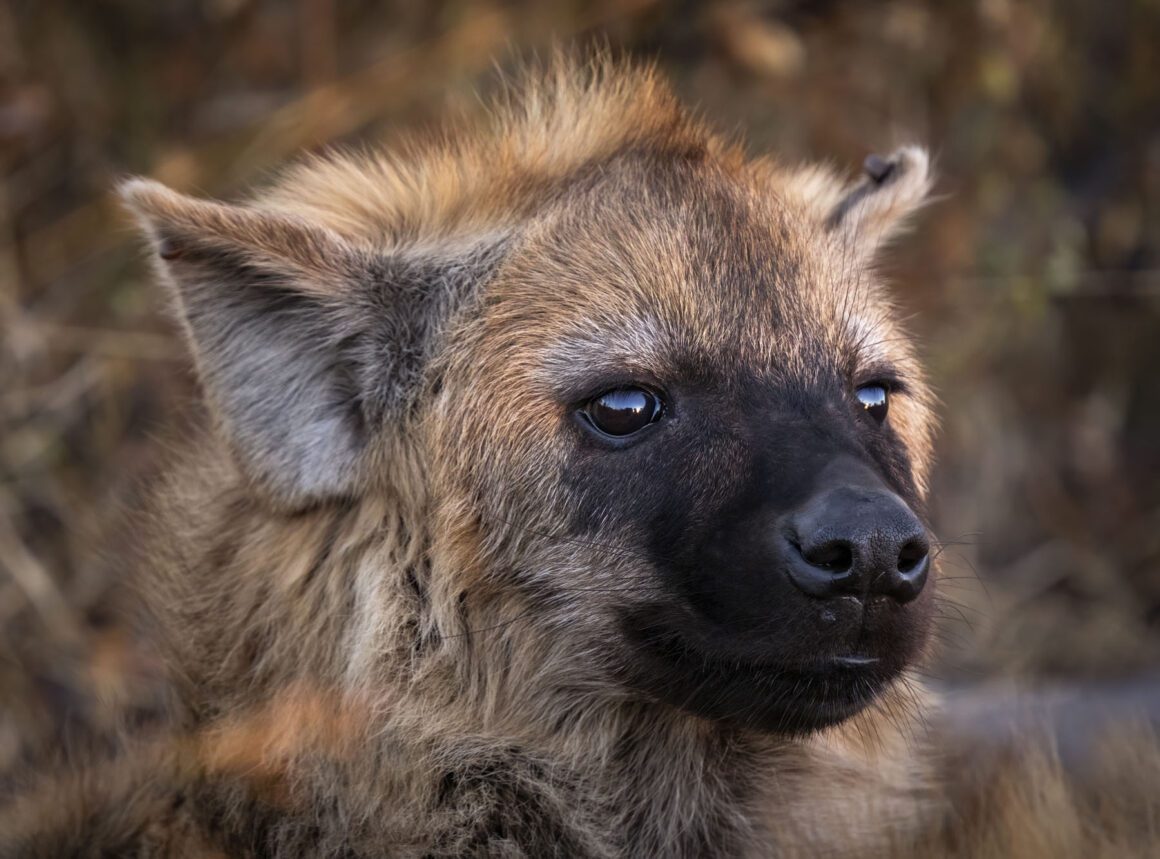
[1,0,1159,779]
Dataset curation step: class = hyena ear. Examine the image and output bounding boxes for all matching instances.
[119,178,484,508]
[782,146,933,262]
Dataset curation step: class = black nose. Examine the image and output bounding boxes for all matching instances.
[784,486,930,603]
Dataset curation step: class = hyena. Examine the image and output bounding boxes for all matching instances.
[3,56,1159,858]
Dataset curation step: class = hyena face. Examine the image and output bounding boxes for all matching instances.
[122,64,936,738]
[443,151,937,733]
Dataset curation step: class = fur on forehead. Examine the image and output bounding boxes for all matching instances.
[492,155,913,384]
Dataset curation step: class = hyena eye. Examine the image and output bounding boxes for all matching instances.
[856,383,890,424]
[581,387,665,437]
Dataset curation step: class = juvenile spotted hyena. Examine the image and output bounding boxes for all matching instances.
[6,56,1156,859]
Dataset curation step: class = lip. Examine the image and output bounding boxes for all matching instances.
[631,625,890,680]
[725,653,884,675]
[688,647,886,675]
[830,654,880,668]
[622,627,901,733]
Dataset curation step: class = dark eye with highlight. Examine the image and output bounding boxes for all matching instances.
[581,387,665,438]
[856,383,890,424]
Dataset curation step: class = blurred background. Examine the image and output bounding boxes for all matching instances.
[1,0,1158,775]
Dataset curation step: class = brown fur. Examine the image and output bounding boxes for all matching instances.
[3,53,1159,858]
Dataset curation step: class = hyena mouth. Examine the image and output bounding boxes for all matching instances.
[621,609,914,735]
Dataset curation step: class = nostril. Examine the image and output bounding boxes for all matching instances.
[896,540,928,574]
[801,540,854,574]
[784,534,860,600]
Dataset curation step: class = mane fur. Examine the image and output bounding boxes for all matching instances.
[256,52,742,247]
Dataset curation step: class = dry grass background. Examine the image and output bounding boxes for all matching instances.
[1,0,1158,792]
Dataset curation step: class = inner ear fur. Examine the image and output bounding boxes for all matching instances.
[119,179,494,510]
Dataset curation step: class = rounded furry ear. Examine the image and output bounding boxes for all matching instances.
[120,179,376,508]
[119,178,506,510]
[776,146,933,262]
[826,146,932,257]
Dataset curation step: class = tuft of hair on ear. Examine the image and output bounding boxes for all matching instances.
[118,178,364,297]
[776,145,934,263]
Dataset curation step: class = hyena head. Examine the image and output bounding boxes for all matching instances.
[122,60,936,737]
